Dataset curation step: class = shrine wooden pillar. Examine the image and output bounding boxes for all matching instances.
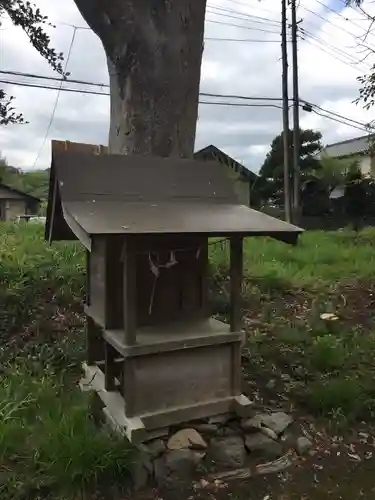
[229,235,243,398]
[230,236,243,333]
[86,249,104,365]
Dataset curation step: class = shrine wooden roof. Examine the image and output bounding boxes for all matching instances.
[45,142,302,250]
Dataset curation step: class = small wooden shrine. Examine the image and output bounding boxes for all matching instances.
[46,140,302,443]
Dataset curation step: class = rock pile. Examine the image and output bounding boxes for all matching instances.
[133,411,313,490]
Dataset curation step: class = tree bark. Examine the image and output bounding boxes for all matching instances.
[73,0,207,157]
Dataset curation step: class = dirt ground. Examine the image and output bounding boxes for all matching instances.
[128,421,375,500]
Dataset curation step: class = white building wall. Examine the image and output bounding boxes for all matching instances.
[359,155,372,176]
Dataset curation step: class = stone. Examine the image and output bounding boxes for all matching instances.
[220,426,240,437]
[208,414,230,425]
[296,437,313,456]
[209,436,246,469]
[143,427,169,441]
[241,414,264,432]
[259,426,278,441]
[261,412,293,435]
[132,452,153,492]
[167,428,207,451]
[233,394,254,416]
[132,463,150,491]
[242,412,293,436]
[245,433,283,459]
[280,432,296,447]
[154,450,204,489]
[192,423,219,435]
[220,419,243,437]
[145,439,166,459]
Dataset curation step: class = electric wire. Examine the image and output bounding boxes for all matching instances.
[2,76,371,132]
[31,28,77,168]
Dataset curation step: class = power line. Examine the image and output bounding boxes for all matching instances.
[4,14,284,39]
[203,91,283,101]
[207,4,281,26]
[299,29,370,72]
[58,7,283,31]
[301,99,372,129]
[55,16,283,36]
[315,0,375,39]
[31,28,77,168]
[299,20,373,69]
[3,68,372,130]
[3,77,372,133]
[0,79,109,96]
[304,33,370,72]
[0,70,109,89]
[206,8,280,27]
[0,69,287,101]
[308,108,370,132]
[201,101,283,108]
[301,28,371,69]
[206,18,282,34]
[205,37,283,42]
[300,3,375,53]
[288,4,375,70]
[0,79,284,108]
[225,0,277,17]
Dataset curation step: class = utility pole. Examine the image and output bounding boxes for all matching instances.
[291,0,301,225]
[281,0,292,223]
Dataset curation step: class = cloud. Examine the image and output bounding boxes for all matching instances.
[0,0,374,173]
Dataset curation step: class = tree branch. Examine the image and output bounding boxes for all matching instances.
[0,90,27,125]
[0,0,66,124]
[1,0,64,74]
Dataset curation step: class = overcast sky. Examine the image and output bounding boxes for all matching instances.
[1,0,375,172]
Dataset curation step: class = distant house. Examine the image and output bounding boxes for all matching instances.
[194,145,259,207]
[45,140,260,208]
[320,134,375,177]
[0,183,40,221]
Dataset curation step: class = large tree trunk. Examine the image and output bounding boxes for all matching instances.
[73,0,207,157]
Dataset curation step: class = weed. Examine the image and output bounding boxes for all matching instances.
[277,324,310,345]
[0,367,133,500]
[305,378,365,421]
[308,335,349,372]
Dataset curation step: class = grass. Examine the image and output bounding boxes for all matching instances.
[211,228,375,425]
[2,223,375,497]
[0,366,133,499]
[211,229,375,289]
[0,223,134,500]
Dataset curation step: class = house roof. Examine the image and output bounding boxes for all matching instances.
[0,182,40,203]
[46,145,301,249]
[194,145,258,183]
[321,134,374,158]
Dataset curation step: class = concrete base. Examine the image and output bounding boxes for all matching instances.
[80,362,253,444]
[80,363,146,442]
